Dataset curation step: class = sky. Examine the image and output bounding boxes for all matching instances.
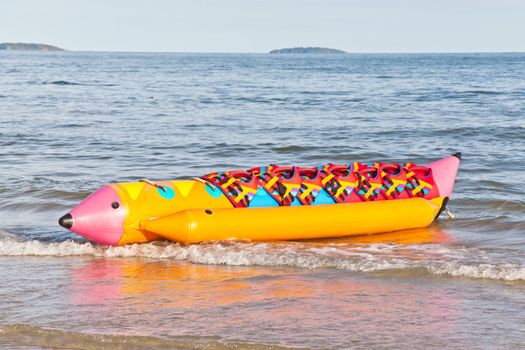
[1,0,524,53]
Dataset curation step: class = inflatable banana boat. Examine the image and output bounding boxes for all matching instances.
[59,154,461,245]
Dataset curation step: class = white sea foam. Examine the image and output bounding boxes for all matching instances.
[0,233,524,281]
[429,262,525,281]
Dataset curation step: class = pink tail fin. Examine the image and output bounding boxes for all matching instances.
[426,153,461,198]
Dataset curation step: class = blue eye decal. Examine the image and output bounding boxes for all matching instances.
[157,186,175,200]
[205,183,223,198]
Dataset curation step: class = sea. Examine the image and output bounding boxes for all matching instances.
[0,51,524,349]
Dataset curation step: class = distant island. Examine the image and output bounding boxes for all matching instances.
[269,47,348,54]
[0,43,65,51]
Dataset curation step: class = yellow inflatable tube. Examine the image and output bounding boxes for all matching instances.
[141,197,445,243]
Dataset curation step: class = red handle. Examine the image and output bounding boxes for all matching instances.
[357,166,379,179]
[406,165,431,176]
[381,164,402,175]
[297,167,318,179]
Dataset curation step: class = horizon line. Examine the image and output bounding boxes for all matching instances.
[4,49,525,55]
[2,42,524,54]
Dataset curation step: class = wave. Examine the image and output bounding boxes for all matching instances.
[43,80,116,86]
[48,80,83,86]
[375,75,398,79]
[1,233,523,282]
[409,89,508,102]
[460,90,505,95]
[0,323,293,350]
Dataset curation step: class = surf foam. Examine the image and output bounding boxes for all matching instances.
[0,233,523,281]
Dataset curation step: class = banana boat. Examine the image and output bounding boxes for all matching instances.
[58,154,461,245]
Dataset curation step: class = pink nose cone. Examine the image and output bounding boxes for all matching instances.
[67,185,125,245]
[427,153,461,198]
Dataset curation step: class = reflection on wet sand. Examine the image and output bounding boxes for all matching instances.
[70,226,458,345]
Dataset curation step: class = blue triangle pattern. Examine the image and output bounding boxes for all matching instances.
[311,189,335,205]
[249,188,279,207]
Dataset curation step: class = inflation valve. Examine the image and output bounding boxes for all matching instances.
[140,178,167,192]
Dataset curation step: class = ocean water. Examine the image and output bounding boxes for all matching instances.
[0,51,524,349]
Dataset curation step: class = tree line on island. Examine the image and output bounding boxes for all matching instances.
[0,43,65,51]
